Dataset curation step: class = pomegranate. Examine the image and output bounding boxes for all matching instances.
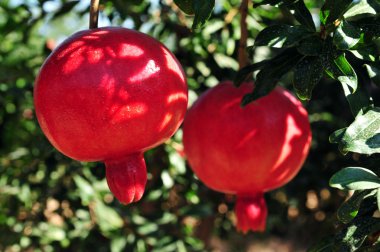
[182,81,311,232]
[34,27,188,204]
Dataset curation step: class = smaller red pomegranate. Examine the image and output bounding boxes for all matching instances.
[183,81,311,233]
[34,27,188,205]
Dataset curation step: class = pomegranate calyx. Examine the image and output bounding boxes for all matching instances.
[235,193,267,233]
[105,153,147,205]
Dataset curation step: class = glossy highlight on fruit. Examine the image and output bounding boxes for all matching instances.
[34,27,188,204]
[182,81,311,233]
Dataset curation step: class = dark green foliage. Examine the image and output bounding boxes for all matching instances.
[232,0,380,250]
[294,56,324,100]
[174,0,215,30]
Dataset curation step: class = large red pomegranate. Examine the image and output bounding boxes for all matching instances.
[34,27,188,204]
[182,81,311,232]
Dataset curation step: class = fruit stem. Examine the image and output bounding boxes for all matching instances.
[235,193,267,233]
[105,153,147,205]
[238,0,249,70]
[89,0,100,29]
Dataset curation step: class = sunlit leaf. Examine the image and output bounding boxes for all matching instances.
[330,167,380,190]
[325,54,371,116]
[337,107,380,154]
[334,20,361,50]
[255,24,312,48]
[93,199,123,235]
[344,0,380,19]
[365,63,380,86]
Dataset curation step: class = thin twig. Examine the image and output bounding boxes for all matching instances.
[238,0,249,70]
[89,0,100,29]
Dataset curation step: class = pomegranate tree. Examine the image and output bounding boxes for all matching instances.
[182,81,311,232]
[34,27,188,204]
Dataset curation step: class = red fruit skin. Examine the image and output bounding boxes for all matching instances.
[182,81,311,232]
[34,27,188,204]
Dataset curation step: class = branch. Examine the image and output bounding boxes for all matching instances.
[238,0,249,70]
[89,0,100,29]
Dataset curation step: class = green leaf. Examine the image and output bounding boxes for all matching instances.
[242,48,303,105]
[73,175,95,205]
[137,223,159,236]
[293,56,323,100]
[330,167,380,190]
[320,0,353,26]
[297,36,323,56]
[338,107,380,154]
[234,61,268,87]
[93,199,123,235]
[111,236,127,252]
[344,0,380,19]
[337,190,369,224]
[334,217,380,251]
[174,0,194,15]
[350,44,378,61]
[325,54,371,116]
[284,0,316,31]
[330,127,348,144]
[334,20,361,50]
[365,63,380,86]
[377,189,380,211]
[327,54,357,94]
[192,0,215,30]
[254,24,313,48]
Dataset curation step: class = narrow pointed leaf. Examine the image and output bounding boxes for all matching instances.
[174,0,194,15]
[320,0,353,26]
[241,48,303,105]
[337,190,368,224]
[285,0,316,31]
[254,24,312,48]
[334,20,361,50]
[293,56,323,100]
[330,167,380,190]
[325,54,371,116]
[192,0,214,30]
[350,44,378,62]
[234,61,269,87]
[344,0,380,19]
[365,63,380,86]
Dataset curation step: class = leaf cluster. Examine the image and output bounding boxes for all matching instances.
[233,0,379,107]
